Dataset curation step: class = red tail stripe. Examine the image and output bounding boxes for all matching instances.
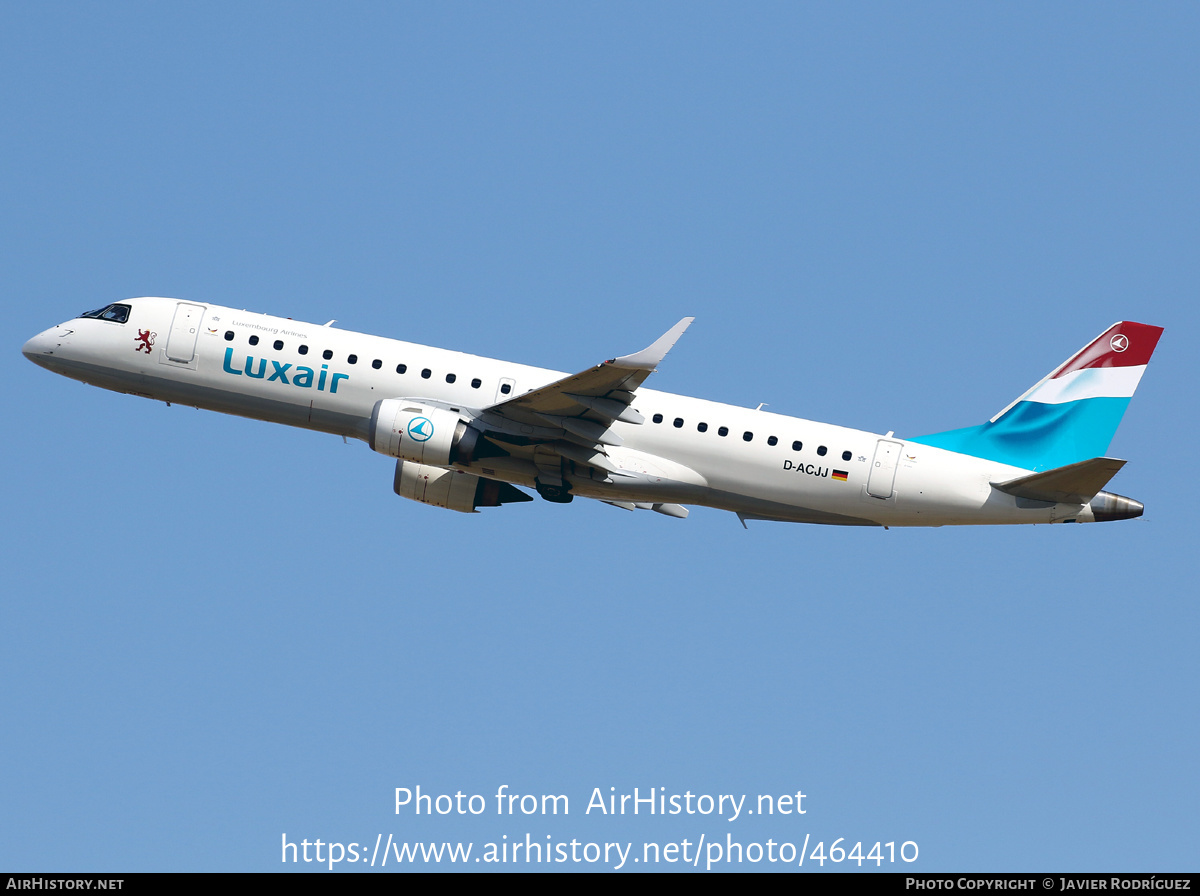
[1051,321,1163,377]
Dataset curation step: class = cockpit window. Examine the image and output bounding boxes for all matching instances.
[80,303,131,323]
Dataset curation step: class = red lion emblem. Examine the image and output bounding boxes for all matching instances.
[135,330,156,353]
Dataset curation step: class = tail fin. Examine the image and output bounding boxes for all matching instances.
[909,322,1163,471]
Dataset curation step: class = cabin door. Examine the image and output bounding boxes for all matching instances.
[165,303,205,363]
[867,439,902,499]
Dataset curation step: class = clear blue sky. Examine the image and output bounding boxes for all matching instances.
[3,3,1197,872]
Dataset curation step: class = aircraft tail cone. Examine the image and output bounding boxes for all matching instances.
[1088,490,1144,522]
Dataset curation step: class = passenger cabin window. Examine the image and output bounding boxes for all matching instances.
[842,450,852,461]
[652,413,664,424]
[817,445,827,456]
[348,354,358,365]
[792,441,802,451]
[421,368,432,379]
[372,359,382,369]
[767,436,778,446]
[697,422,708,432]
[298,345,308,355]
[471,378,481,389]
[224,331,234,341]
[274,340,284,350]
[446,373,456,384]
[323,350,333,360]
[673,417,684,428]
[718,426,729,437]
[743,431,753,442]
[500,383,512,395]
[249,335,259,346]
[80,304,131,323]
[396,364,407,374]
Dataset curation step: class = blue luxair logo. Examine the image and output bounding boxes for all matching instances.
[222,347,349,393]
[407,417,434,442]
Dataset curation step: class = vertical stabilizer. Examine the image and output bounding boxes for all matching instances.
[910,322,1163,471]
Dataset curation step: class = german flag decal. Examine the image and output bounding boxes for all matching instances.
[832,470,849,482]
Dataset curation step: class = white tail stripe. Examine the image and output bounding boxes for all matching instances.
[1020,365,1146,405]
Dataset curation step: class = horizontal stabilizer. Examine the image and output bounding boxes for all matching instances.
[991,457,1126,504]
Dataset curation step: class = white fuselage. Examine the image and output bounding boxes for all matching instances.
[23,297,1094,527]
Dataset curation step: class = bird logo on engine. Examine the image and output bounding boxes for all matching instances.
[407,417,434,442]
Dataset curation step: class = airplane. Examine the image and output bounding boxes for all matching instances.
[22,297,1162,527]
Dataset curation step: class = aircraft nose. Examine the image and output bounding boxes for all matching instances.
[22,327,66,370]
[23,331,49,359]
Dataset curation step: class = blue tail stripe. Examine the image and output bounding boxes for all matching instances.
[909,397,1132,471]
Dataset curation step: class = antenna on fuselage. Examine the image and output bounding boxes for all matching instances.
[323,320,336,327]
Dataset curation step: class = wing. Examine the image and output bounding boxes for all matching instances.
[475,317,693,453]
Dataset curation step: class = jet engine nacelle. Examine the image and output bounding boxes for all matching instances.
[369,399,481,466]
[393,460,533,513]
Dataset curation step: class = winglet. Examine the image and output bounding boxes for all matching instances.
[608,317,694,370]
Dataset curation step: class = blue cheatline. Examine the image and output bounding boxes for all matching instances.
[908,396,1132,472]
